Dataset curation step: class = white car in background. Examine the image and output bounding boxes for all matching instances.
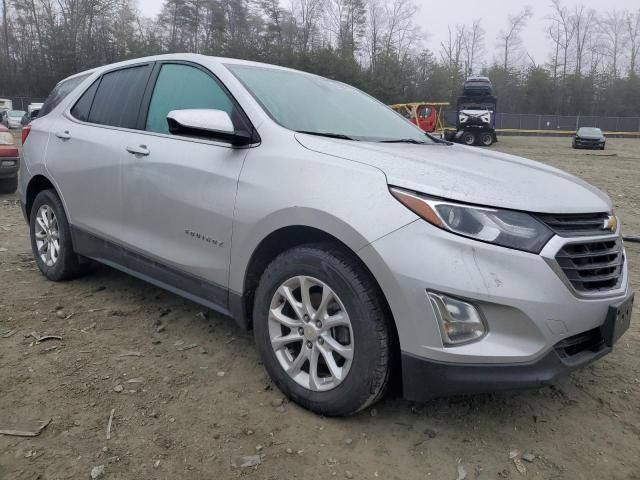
[4,110,26,129]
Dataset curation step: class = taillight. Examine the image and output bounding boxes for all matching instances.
[21,125,31,144]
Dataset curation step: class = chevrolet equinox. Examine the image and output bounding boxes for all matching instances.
[19,54,634,416]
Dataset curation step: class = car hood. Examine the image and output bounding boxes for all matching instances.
[296,135,611,214]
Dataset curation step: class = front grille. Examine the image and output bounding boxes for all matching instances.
[537,212,610,237]
[556,239,624,292]
[555,327,604,359]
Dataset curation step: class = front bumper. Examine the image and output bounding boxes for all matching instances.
[358,219,631,399]
[402,344,609,401]
[575,139,605,148]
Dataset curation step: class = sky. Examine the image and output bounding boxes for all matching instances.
[135,0,639,65]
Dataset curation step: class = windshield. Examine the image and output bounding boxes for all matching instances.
[579,127,602,135]
[227,64,435,143]
[9,110,25,118]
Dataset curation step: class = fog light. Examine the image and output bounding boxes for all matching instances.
[427,291,487,346]
[1,160,15,167]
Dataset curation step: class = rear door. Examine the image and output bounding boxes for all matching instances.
[46,63,153,239]
[118,61,252,294]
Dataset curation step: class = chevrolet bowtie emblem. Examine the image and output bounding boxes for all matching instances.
[603,216,618,232]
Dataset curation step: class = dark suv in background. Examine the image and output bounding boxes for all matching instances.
[573,127,606,150]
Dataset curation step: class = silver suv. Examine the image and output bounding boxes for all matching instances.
[19,54,634,416]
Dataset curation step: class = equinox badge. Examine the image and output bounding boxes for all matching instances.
[184,229,224,248]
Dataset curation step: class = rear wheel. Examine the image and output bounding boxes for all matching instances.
[253,244,392,416]
[0,176,17,194]
[479,132,494,146]
[30,189,88,281]
[462,132,476,146]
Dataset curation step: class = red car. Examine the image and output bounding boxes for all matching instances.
[0,125,19,193]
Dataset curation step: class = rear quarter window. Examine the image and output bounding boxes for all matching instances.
[39,74,90,118]
[70,80,100,122]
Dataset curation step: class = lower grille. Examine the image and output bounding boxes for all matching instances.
[555,328,604,359]
[556,239,624,293]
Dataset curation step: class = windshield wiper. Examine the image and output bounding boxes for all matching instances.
[378,138,429,144]
[296,130,359,141]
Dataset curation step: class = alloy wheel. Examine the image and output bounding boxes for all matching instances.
[34,204,61,267]
[268,276,354,391]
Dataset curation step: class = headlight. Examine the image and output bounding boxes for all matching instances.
[390,187,554,253]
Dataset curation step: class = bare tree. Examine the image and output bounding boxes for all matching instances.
[363,0,382,69]
[547,0,575,82]
[439,25,463,71]
[600,10,627,79]
[571,5,597,76]
[626,9,640,75]
[293,0,324,52]
[497,6,532,71]
[462,19,484,75]
[2,0,10,73]
[382,0,419,60]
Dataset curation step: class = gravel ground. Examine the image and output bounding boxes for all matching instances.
[0,136,638,480]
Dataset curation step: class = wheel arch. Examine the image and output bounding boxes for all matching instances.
[233,225,399,350]
[25,175,58,220]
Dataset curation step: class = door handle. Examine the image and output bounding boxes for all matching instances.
[55,130,71,140]
[126,145,150,156]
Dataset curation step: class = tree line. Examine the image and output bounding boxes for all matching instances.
[1,0,639,116]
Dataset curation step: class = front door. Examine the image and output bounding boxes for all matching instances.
[119,62,251,299]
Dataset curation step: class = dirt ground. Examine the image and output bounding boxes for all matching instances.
[1,136,639,480]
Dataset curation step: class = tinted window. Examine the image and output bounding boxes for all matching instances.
[146,63,234,135]
[39,74,90,118]
[88,65,151,129]
[71,80,99,122]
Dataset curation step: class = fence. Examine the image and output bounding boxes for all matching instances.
[442,111,640,133]
[0,96,47,111]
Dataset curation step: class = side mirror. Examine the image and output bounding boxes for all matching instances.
[166,109,254,146]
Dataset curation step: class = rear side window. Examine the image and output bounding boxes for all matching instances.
[70,80,99,122]
[39,73,90,118]
[87,65,151,129]
[145,63,234,135]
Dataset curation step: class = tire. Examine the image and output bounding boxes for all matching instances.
[253,243,392,416]
[462,132,476,146]
[0,176,17,194]
[479,132,494,147]
[30,189,87,281]
[601,145,606,150]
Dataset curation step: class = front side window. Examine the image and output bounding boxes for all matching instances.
[39,73,90,118]
[226,64,434,143]
[146,63,234,135]
[88,65,151,129]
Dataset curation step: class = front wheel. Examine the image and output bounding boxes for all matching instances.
[253,244,392,416]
